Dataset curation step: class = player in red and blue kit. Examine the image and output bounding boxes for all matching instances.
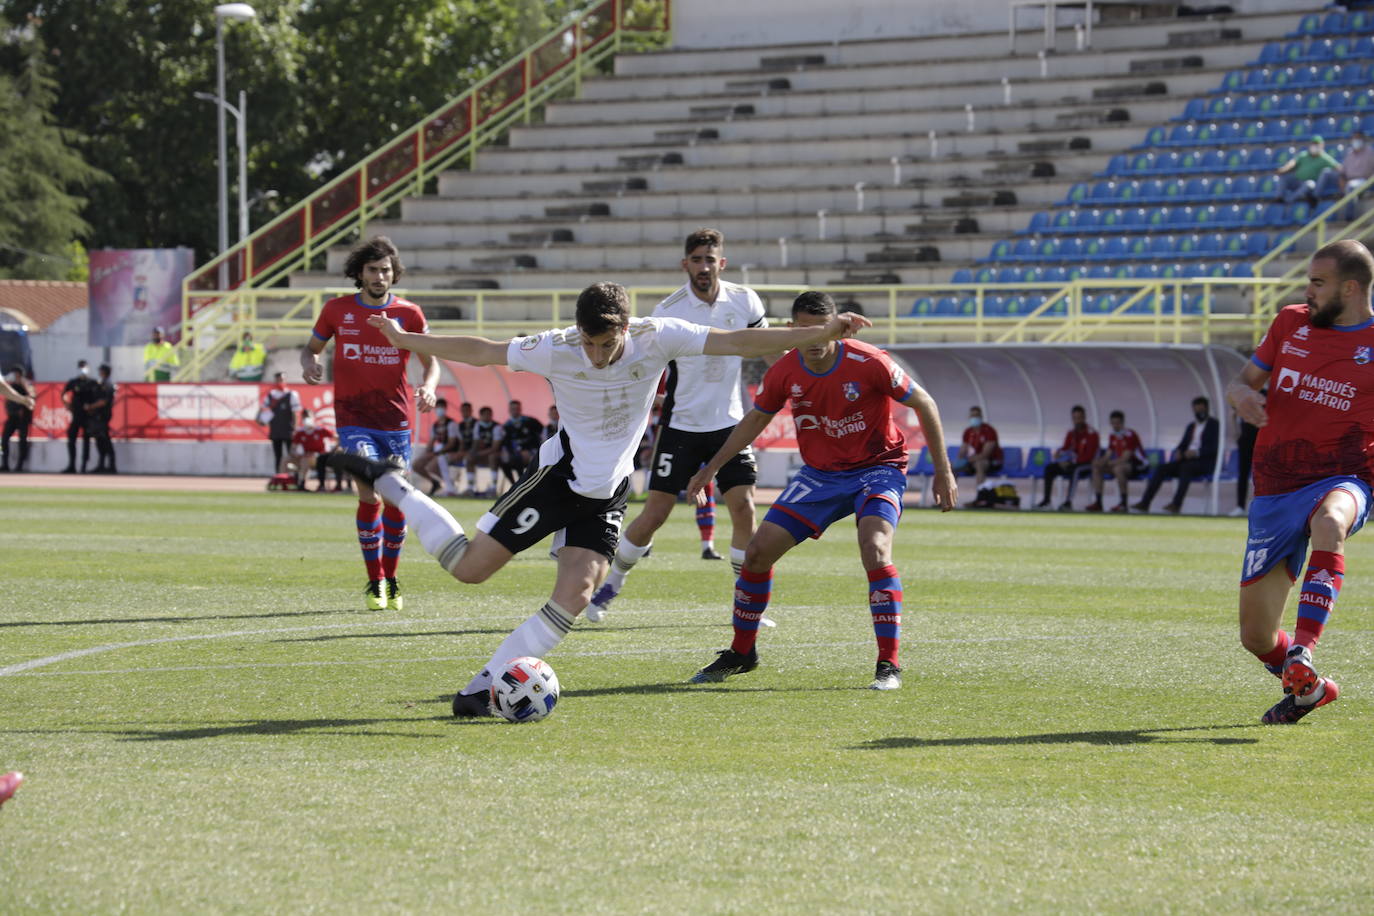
[301,236,440,611]
[684,290,957,690]
[1227,239,1374,724]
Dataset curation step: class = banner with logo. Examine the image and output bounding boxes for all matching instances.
[88,248,195,347]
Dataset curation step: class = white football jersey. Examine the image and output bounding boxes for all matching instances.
[506,316,710,498]
[652,280,767,432]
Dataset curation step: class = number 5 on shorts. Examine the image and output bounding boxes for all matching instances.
[656,452,672,479]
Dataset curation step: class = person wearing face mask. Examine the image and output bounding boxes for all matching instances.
[1132,396,1219,514]
[955,405,1002,494]
[1314,131,1374,221]
[411,398,458,497]
[287,409,337,491]
[143,326,179,382]
[60,359,99,473]
[86,364,118,474]
[1,367,34,473]
[1273,135,1339,208]
[228,331,267,382]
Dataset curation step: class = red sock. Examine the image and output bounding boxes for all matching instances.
[867,564,903,667]
[1295,550,1344,649]
[731,567,772,655]
[380,505,406,578]
[1254,628,1292,675]
[356,500,383,580]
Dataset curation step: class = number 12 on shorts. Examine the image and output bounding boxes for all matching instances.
[1243,547,1269,581]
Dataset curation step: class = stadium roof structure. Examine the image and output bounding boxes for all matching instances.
[0,279,87,331]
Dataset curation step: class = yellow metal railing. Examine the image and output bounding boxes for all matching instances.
[177,277,1311,379]
[176,0,671,380]
[1252,186,1374,317]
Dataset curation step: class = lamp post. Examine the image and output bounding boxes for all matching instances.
[195,89,248,242]
[213,3,256,266]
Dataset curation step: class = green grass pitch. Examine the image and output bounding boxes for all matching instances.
[2,487,1372,912]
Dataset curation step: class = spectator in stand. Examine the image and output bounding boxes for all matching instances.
[86,364,118,474]
[261,372,301,472]
[1086,409,1146,513]
[412,398,458,496]
[1,367,34,472]
[544,405,560,442]
[498,399,545,487]
[143,326,179,382]
[60,359,99,474]
[1133,396,1220,515]
[954,405,1002,492]
[287,409,336,490]
[228,331,267,382]
[1314,130,1374,221]
[1274,136,1339,208]
[1037,405,1100,511]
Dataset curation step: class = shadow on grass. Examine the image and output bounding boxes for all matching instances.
[0,608,365,628]
[850,724,1260,750]
[13,716,458,741]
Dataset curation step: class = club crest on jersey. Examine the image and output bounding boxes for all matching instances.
[790,383,804,398]
[343,312,355,323]
[519,335,539,351]
[842,381,860,401]
[1294,325,1310,340]
[1355,345,1371,366]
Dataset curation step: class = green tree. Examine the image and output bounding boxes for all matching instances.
[0,15,105,280]
[6,0,576,265]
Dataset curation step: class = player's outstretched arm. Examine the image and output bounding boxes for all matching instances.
[685,408,773,504]
[1226,362,1269,428]
[702,312,872,358]
[366,315,508,367]
[904,383,958,512]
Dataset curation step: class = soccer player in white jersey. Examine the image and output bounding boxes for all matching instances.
[327,282,870,717]
[588,228,773,622]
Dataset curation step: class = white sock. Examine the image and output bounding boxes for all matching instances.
[437,456,455,490]
[730,546,746,576]
[463,600,573,695]
[701,537,715,551]
[605,537,651,591]
[466,468,476,488]
[376,479,469,572]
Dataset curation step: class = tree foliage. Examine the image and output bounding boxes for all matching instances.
[0,15,106,280]
[2,0,575,266]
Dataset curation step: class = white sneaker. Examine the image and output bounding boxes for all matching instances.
[1228,506,1247,518]
[760,615,777,628]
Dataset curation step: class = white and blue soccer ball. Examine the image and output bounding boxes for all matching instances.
[489,656,561,723]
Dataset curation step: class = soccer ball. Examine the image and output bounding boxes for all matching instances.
[489,656,561,723]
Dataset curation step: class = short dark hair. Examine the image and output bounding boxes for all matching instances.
[1192,396,1210,410]
[1070,405,1086,416]
[791,290,837,318]
[435,397,448,408]
[344,235,404,289]
[98,363,111,374]
[479,405,493,416]
[970,405,983,414]
[1109,409,1124,420]
[76,359,88,368]
[576,282,631,336]
[1313,239,1374,292]
[460,401,472,411]
[685,227,724,254]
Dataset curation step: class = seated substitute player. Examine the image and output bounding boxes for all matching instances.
[588,228,773,621]
[325,281,870,717]
[468,406,504,497]
[954,405,1002,492]
[287,409,336,491]
[1226,239,1374,724]
[1085,409,1146,513]
[1037,405,1099,511]
[683,290,957,691]
[498,399,544,488]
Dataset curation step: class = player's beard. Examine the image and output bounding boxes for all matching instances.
[1307,293,1344,328]
[691,272,714,296]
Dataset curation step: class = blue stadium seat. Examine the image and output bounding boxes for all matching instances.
[1021,266,1044,284]
[1287,200,1314,225]
[1279,40,1307,63]
[1150,234,1177,258]
[1331,36,1359,61]
[1050,209,1080,232]
[974,267,997,283]
[908,446,933,477]
[1020,211,1051,236]
[1175,98,1207,122]
[1262,201,1289,226]
[1057,237,1084,260]
[1306,39,1336,63]
[1240,202,1268,227]
[1232,95,1259,117]
[1065,182,1090,205]
[1353,36,1374,60]
[1182,291,1205,314]
[1135,178,1164,202]
[1100,154,1128,177]
[1216,148,1245,172]
[1205,95,1233,118]
[1350,10,1373,34]
[910,296,935,316]
[1245,67,1274,90]
[1042,265,1069,282]
[980,239,1013,263]
[1132,263,1160,280]
[1215,69,1246,94]
[1290,12,1322,38]
[1012,238,1038,261]
[1247,147,1277,171]
[1165,123,1195,147]
[983,295,1009,315]
[939,297,977,317]
[1159,262,1186,279]
[1257,43,1284,66]
[1318,11,1347,37]
[1152,151,1182,175]
[999,446,1024,478]
[1081,236,1110,260]
[1175,233,1203,257]
[1021,447,1053,480]
[1254,93,1283,117]
[1140,125,1168,148]
[1244,231,1271,256]
[1187,177,1213,200]
[1115,179,1144,202]
[1197,232,1224,255]
[996,266,1025,283]
[1123,234,1150,258]
[1082,292,1115,313]
[1034,237,1060,260]
[1100,236,1129,259]
[1128,151,1156,173]
[951,268,974,284]
[1090,180,1118,201]
[1270,67,1299,89]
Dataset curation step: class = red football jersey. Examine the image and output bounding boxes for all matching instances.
[754,339,913,471]
[1107,428,1145,461]
[962,423,1002,462]
[311,293,428,431]
[1059,425,1100,464]
[293,426,334,454]
[1251,303,1374,496]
